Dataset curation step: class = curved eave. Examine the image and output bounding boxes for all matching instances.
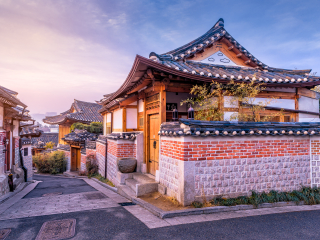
[101,55,320,109]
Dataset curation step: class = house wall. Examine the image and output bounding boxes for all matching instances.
[22,144,33,181]
[166,92,192,112]
[159,135,319,206]
[58,125,71,144]
[126,108,137,129]
[299,96,320,122]
[113,109,123,132]
[96,141,106,177]
[0,106,4,128]
[138,99,144,112]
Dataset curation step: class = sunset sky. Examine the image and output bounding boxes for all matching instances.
[1,0,320,115]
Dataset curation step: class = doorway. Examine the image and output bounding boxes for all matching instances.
[147,114,160,175]
[71,146,81,171]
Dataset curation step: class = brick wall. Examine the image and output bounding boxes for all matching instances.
[160,136,316,205]
[161,139,310,161]
[14,137,20,167]
[108,141,136,158]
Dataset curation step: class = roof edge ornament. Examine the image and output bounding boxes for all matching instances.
[214,18,224,28]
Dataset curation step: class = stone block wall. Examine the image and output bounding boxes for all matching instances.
[160,136,316,206]
[22,145,33,181]
[0,131,6,175]
[96,141,106,177]
[14,137,20,167]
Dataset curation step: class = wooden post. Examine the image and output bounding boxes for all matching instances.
[143,97,147,166]
[295,88,299,122]
[159,86,166,123]
[122,107,127,132]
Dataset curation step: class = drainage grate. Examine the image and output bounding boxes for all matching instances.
[42,192,62,197]
[0,229,11,240]
[84,192,107,200]
[118,202,136,206]
[35,219,76,240]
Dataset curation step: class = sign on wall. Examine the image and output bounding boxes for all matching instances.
[166,103,178,111]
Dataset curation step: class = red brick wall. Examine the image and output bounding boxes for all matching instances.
[311,140,320,154]
[96,142,105,157]
[107,140,136,158]
[161,139,310,161]
[86,149,96,157]
[15,137,19,149]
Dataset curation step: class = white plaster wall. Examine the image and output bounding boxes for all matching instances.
[127,108,137,129]
[252,98,295,109]
[13,120,19,137]
[166,92,192,112]
[106,113,111,122]
[299,96,319,112]
[138,99,144,112]
[0,106,3,128]
[224,96,238,108]
[299,96,320,122]
[103,114,107,136]
[113,109,123,131]
[224,112,238,121]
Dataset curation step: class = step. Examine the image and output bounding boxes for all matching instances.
[125,178,139,192]
[125,174,158,197]
[117,185,135,201]
[132,173,156,184]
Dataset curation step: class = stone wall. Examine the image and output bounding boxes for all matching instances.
[23,145,33,181]
[0,131,6,175]
[96,141,106,177]
[14,137,20,167]
[160,136,318,206]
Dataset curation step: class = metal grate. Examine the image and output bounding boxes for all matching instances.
[0,229,11,240]
[84,192,107,200]
[118,202,136,206]
[36,219,76,240]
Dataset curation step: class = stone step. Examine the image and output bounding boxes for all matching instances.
[117,185,135,201]
[136,183,158,197]
[125,178,139,192]
[132,173,156,184]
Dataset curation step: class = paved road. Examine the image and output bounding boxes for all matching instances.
[1,175,320,240]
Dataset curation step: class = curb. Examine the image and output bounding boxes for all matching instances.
[91,178,118,193]
[0,182,31,204]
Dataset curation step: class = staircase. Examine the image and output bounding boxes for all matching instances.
[118,173,158,198]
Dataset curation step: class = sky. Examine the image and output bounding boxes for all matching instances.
[1,0,320,115]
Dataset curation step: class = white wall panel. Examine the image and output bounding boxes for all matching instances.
[113,109,123,131]
[253,98,295,109]
[299,96,319,113]
[138,99,144,112]
[106,113,111,122]
[127,108,137,129]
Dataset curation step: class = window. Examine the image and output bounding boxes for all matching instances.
[24,148,28,156]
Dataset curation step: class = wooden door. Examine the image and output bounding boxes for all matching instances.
[148,114,160,175]
[76,148,81,171]
[5,131,10,171]
[71,147,77,171]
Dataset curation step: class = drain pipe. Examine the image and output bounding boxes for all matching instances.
[19,138,28,182]
[104,138,108,179]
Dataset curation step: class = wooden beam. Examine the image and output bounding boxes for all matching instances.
[122,108,126,132]
[244,60,251,65]
[166,86,191,93]
[295,88,299,122]
[228,46,234,51]
[119,95,138,106]
[236,53,243,58]
[257,91,296,99]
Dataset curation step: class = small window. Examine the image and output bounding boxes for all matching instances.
[139,117,144,127]
[24,148,28,156]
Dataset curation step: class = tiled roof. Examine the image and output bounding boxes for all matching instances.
[62,130,99,143]
[20,126,43,137]
[149,18,319,85]
[0,85,27,108]
[31,133,58,148]
[43,99,102,125]
[160,119,320,137]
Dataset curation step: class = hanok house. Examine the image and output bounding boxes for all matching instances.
[0,86,34,197]
[94,18,320,205]
[43,99,102,172]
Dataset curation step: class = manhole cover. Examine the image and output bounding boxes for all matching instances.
[42,192,62,197]
[36,219,76,240]
[118,202,136,206]
[0,229,11,240]
[84,192,107,200]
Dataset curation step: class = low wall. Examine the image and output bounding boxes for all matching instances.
[160,136,315,205]
[96,141,106,177]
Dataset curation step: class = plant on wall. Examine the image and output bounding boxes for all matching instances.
[181,79,283,122]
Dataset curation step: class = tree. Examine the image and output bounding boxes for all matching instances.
[181,79,283,122]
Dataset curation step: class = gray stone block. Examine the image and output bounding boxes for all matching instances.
[158,184,167,195]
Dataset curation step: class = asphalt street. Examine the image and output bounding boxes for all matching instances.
[1,175,320,240]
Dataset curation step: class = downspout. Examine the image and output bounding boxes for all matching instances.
[19,138,28,182]
[104,138,108,179]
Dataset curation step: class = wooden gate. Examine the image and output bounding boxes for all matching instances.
[148,114,160,175]
[71,147,81,171]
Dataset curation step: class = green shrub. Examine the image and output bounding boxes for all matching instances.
[33,151,67,174]
[70,122,103,133]
[86,154,99,177]
[45,141,55,149]
[191,201,203,208]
